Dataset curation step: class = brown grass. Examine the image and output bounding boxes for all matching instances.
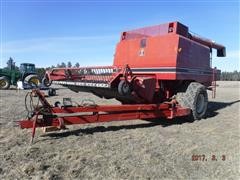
[0,81,239,179]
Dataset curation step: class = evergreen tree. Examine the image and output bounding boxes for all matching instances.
[61,62,66,68]
[67,61,72,68]
[75,62,80,68]
[6,57,16,70]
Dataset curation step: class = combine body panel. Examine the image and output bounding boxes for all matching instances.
[114,22,213,85]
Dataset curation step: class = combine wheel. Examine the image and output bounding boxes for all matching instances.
[24,75,40,87]
[177,82,208,120]
[118,80,132,96]
[0,76,10,89]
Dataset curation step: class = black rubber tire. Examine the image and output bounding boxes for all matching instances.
[0,76,10,90]
[48,88,56,96]
[118,80,131,96]
[176,82,208,120]
[42,77,52,87]
[54,101,61,107]
[24,74,40,87]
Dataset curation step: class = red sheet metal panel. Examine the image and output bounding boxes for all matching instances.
[113,34,179,68]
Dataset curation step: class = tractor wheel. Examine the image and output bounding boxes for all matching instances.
[0,76,10,89]
[42,77,52,87]
[24,75,40,87]
[176,82,208,120]
[118,80,131,96]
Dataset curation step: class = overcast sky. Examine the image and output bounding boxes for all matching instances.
[0,0,239,71]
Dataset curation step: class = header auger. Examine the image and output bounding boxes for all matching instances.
[18,21,226,141]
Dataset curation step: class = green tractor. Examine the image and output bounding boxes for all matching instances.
[0,63,40,89]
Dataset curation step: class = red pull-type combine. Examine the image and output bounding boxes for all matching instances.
[19,22,226,141]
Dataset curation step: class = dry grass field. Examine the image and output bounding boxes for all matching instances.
[0,81,239,179]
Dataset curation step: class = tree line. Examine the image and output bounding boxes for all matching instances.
[48,61,80,69]
[220,71,240,81]
[37,68,240,81]
[44,60,240,81]
[39,61,80,79]
[3,58,240,81]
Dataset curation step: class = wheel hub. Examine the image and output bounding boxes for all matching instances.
[122,83,130,94]
[29,78,40,86]
[0,80,6,87]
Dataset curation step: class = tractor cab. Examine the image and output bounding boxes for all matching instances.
[20,63,36,78]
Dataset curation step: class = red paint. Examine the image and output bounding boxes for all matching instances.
[19,90,190,130]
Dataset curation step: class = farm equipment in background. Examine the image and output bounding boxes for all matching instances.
[18,22,226,141]
[0,63,41,89]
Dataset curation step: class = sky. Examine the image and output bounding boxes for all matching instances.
[0,0,239,71]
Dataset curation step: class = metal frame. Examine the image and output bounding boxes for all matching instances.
[18,89,190,142]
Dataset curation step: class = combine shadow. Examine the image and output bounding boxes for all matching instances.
[41,118,190,140]
[40,121,166,140]
[205,100,240,118]
[41,100,240,139]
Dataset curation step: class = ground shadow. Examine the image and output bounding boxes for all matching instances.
[41,121,164,139]
[41,100,240,139]
[41,117,193,140]
[205,100,240,118]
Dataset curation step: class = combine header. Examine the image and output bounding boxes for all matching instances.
[18,22,226,141]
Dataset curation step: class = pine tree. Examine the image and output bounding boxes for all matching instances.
[61,62,66,68]
[67,61,72,68]
[75,62,80,68]
[6,57,16,70]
